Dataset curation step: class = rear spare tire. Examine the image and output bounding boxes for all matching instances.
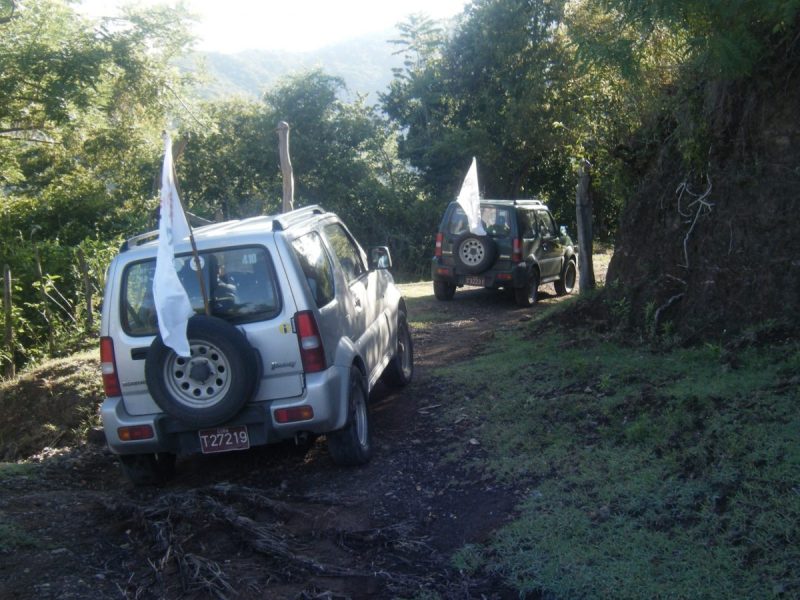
[454,233,496,274]
[145,315,259,428]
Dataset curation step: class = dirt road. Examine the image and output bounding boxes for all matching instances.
[0,278,594,599]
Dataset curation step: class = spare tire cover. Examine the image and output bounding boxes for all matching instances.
[454,233,497,274]
[145,315,259,428]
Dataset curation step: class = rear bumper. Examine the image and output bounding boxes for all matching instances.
[431,258,526,288]
[102,364,350,456]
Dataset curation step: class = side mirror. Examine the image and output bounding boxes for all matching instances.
[369,246,392,270]
[560,225,569,237]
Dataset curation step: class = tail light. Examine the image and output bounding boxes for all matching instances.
[512,238,522,263]
[117,425,154,441]
[100,336,122,397]
[295,311,326,373]
[274,406,314,423]
[434,232,444,257]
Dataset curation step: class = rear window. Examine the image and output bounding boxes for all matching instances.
[448,205,512,237]
[121,246,280,336]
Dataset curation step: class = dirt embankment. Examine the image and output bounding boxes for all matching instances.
[0,273,607,600]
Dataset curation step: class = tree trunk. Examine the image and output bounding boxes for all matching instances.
[576,159,596,292]
[276,121,294,213]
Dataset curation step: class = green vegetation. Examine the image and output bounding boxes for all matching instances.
[0,462,37,480]
[429,308,800,599]
[0,519,39,553]
[0,350,103,460]
[2,0,798,371]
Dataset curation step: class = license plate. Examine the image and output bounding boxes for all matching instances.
[464,275,484,287]
[198,426,250,454]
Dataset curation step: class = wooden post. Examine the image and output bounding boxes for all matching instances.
[277,121,294,213]
[33,247,55,356]
[3,265,13,378]
[77,247,94,332]
[576,158,596,292]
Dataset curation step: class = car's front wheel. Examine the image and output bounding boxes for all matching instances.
[554,259,577,296]
[328,367,371,466]
[514,269,540,307]
[433,280,456,301]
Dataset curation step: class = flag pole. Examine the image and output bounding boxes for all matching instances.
[163,131,210,317]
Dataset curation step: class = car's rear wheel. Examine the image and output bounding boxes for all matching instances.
[554,259,577,296]
[119,452,175,486]
[454,233,496,274]
[514,269,540,307]
[328,367,371,466]
[382,311,414,388]
[433,280,456,301]
[145,315,259,428]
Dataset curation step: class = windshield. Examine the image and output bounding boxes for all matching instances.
[121,246,280,336]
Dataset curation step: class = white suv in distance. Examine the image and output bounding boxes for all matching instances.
[100,205,413,484]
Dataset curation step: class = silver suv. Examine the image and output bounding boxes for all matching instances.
[100,205,413,484]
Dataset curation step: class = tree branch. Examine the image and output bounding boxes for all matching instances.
[0,0,16,24]
[675,174,713,270]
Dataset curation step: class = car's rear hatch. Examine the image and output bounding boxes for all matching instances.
[106,240,305,417]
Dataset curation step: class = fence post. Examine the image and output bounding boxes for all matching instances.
[277,121,294,213]
[3,265,13,378]
[33,247,55,357]
[77,247,94,332]
[576,158,596,293]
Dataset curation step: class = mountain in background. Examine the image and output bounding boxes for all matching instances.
[182,29,405,103]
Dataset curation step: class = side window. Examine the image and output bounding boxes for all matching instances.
[323,223,367,283]
[291,232,335,307]
[448,206,469,235]
[518,210,537,237]
[122,261,157,335]
[537,211,557,238]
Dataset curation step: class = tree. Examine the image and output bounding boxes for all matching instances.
[177,99,278,221]
[0,0,197,367]
[382,1,579,222]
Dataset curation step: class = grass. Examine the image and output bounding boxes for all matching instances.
[0,349,103,460]
[427,309,800,599]
[0,462,38,480]
[0,519,39,554]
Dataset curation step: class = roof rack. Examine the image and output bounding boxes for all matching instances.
[272,204,326,231]
[120,230,158,252]
[478,198,546,207]
[119,212,218,253]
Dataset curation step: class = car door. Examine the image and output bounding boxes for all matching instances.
[518,208,540,264]
[322,222,386,381]
[535,210,563,279]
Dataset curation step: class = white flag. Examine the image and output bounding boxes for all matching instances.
[456,157,486,236]
[153,133,195,357]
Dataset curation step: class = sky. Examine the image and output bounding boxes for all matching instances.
[79,0,470,53]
